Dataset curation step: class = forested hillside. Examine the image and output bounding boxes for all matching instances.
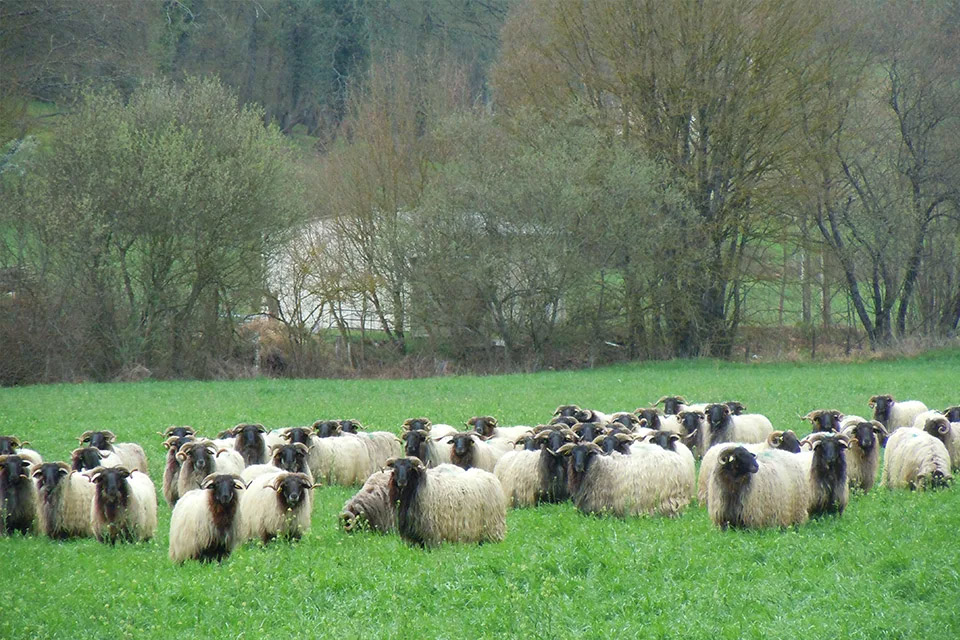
[2,0,959,383]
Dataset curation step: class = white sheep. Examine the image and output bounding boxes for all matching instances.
[839,420,886,492]
[0,436,42,467]
[699,404,773,454]
[913,411,960,471]
[494,449,541,508]
[0,455,37,534]
[32,462,95,539]
[88,466,158,543]
[386,457,506,546]
[352,430,402,470]
[239,471,315,543]
[882,428,953,490]
[78,430,148,473]
[169,474,247,564]
[706,446,811,529]
[307,432,373,485]
[696,431,801,504]
[869,395,928,434]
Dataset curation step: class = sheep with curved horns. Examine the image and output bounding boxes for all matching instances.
[88,466,158,543]
[468,416,533,443]
[594,432,634,455]
[699,404,773,455]
[882,428,953,490]
[239,471,316,543]
[229,423,268,466]
[241,443,313,485]
[654,396,688,416]
[340,469,396,534]
[672,410,706,454]
[914,412,960,471]
[607,412,642,431]
[798,432,850,517]
[558,441,694,518]
[0,455,37,534]
[71,446,123,472]
[725,401,747,416]
[32,462,95,538]
[444,432,513,472]
[176,441,243,499]
[801,410,844,433]
[840,420,886,492]
[400,428,452,468]
[697,431,802,504]
[706,446,811,529]
[162,435,195,507]
[552,404,582,420]
[386,456,506,546]
[78,430,148,473]
[493,427,578,508]
[169,474,246,564]
[0,436,42,467]
[400,417,457,440]
[869,395,928,435]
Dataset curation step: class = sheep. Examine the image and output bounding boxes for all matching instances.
[0,436,42,467]
[914,412,960,471]
[444,432,512,472]
[594,432,634,455]
[706,446,811,529]
[608,412,641,431]
[552,404,582,420]
[725,401,746,415]
[400,418,457,440]
[0,455,37,534]
[278,426,315,446]
[839,414,869,430]
[230,423,268,466]
[467,416,533,443]
[88,466,158,543]
[632,432,697,484]
[162,435,196,507]
[882,428,953,490]
[557,441,694,518]
[241,443,313,484]
[839,420,886,492]
[533,427,579,503]
[176,441,242,498]
[400,429,452,468]
[385,456,506,546]
[577,408,611,423]
[869,395,928,434]
[32,462,95,538]
[572,421,606,443]
[78,430,148,473]
[798,432,850,517]
[168,474,246,564]
[71,446,123,472]
[801,409,844,433]
[700,403,773,453]
[308,431,377,485]
[351,428,402,470]
[314,420,354,438]
[654,396,688,416]
[239,471,316,543]
[340,469,396,534]
[494,449,542,508]
[697,430,802,504]
[674,410,706,455]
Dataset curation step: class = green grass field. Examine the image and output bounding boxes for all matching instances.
[2,351,959,639]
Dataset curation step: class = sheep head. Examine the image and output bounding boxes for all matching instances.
[725,401,746,415]
[385,456,426,490]
[572,421,605,443]
[87,466,131,505]
[842,421,885,452]
[705,403,731,430]
[654,396,687,415]
[717,446,759,479]
[271,472,315,509]
[338,419,362,434]
[271,443,310,474]
[0,436,24,454]
[593,432,633,455]
[556,442,602,473]
[160,425,195,439]
[943,406,960,423]
[200,473,246,507]
[281,427,314,445]
[78,430,116,450]
[32,461,72,491]
[401,418,432,433]
[608,412,640,431]
[71,446,110,471]
[634,408,662,429]
[401,429,432,459]
[801,410,843,433]
[0,454,31,483]
[176,441,217,474]
[641,430,680,452]
[552,405,581,419]
[922,416,951,444]
[868,395,894,423]
[549,415,578,428]
[467,416,499,437]
[312,420,341,438]
[163,435,194,453]
[767,430,801,454]
[232,423,266,445]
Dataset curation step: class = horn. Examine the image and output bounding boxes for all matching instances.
[7,436,22,447]
[294,443,309,454]
[78,431,94,443]
[415,429,430,437]
[637,418,648,428]
[654,396,669,405]
[535,430,554,441]
[767,431,783,447]
[837,434,851,448]
[615,433,633,442]
[101,430,116,443]
[870,420,888,436]
[162,436,179,450]
[669,434,680,442]
[585,442,604,453]
[200,474,217,489]
[466,417,477,426]
[233,478,247,491]
[56,461,71,473]
[868,395,878,407]
[409,457,426,470]
[384,457,398,467]
[801,411,817,422]
[591,435,608,445]
[556,443,576,455]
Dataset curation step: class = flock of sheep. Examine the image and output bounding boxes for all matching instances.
[1,393,957,562]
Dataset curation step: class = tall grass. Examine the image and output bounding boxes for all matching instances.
[2,351,959,639]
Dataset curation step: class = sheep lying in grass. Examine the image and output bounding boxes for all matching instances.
[840,420,886,492]
[706,446,811,529]
[801,409,844,433]
[882,428,952,490]
[78,430,148,473]
[32,462,95,539]
[798,432,850,517]
[913,411,960,471]
[88,466,158,543]
[696,431,802,504]
[340,469,396,534]
[169,474,246,564]
[0,436,42,467]
[0,455,37,535]
[869,395,928,434]
[240,472,316,543]
[386,457,506,546]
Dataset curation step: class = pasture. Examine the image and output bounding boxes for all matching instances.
[2,351,960,639]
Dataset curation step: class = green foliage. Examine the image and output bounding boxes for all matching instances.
[2,353,960,638]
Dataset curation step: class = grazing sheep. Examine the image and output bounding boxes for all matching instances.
[445,432,512,472]
[32,462,95,538]
[0,436,42,467]
[654,396,688,416]
[162,435,195,507]
[559,441,694,518]
[700,404,773,453]
[340,470,396,534]
[882,428,953,490]
[239,471,316,543]
[78,430,148,473]
[697,431,802,504]
[0,455,37,534]
[400,429,452,468]
[88,467,158,543]
[706,446,811,529]
[230,423,268,466]
[386,457,506,546]
[71,446,123,472]
[241,443,313,484]
[840,420,886,492]
[169,474,246,564]
[914,412,960,471]
[869,395,928,434]
[802,410,844,433]
[798,432,850,517]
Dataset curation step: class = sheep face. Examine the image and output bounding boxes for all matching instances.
[705,404,731,430]
[281,427,313,445]
[573,422,604,442]
[271,443,310,474]
[609,413,639,430]
[468,416,498,438]
[0,455,30,484]
[805,410,842,433]
[0,436,24,455]
[811,435,848,469]
[339,420,361,434]
[273,473,313,510]
[162,426,195,439]
[645,430,680,451]
[233,424,266,465]
[448,433,477,468]
[313,421,340,438]
[553,405,581,419]
[79,430,116,451]
[944,407,960,423]
[869,395,894,424]
[401,418,432,432]
[33,462,70,493]
[595,432,632,455]
[387,457,425,492]
[848,422,882,453]
[71,447,109,471]
[558,442,601,495]
[518,435,539,451]
[656,396,687,415]
[677,411,704,449]
[89,467,131,521]
[576,409,602,423]
[201,474,245,513]
[770,431,802,454]
[717,446,759,480]
[177,443,216,476]
[725,401,746,416]
[634,408,661,429]
[401,430,430,459]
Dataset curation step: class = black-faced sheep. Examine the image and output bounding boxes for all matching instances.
[340,470,395,534]
[654,396,688,416]
[78,430,148,473]
[696,430,803,504]
[572,421,606,443]
[725,401,746,415]
[386,456,506,546]
[400,429,452,468]
[706,446,810,529]
[594,432,634,455]
[241,443,313,484]
[0,436,42,467]
[0,455,37,534]
[162,434,195,507]
[869,395,928,434]
[71,446,123,472]
[914,412,960,472]
[674,410,706,454]
[634,408,662,431]
[176,441,243,497]
[239,471,316,543]
[468,416,533,443]
[840,420,886,492]
[493,427,577,508]
[882,428,953,490]
[802,409,844,433]
[445,432,512,472]
[798,432,850,517]
[608,412,641,431]
[160,426,196,440]
[699,403,773,454]
[32,462,94,538]
[169,474,246,563]
[88,466,158,543]
[230,423,268,466]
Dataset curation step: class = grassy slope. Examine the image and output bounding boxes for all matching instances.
[2,351,959,639]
